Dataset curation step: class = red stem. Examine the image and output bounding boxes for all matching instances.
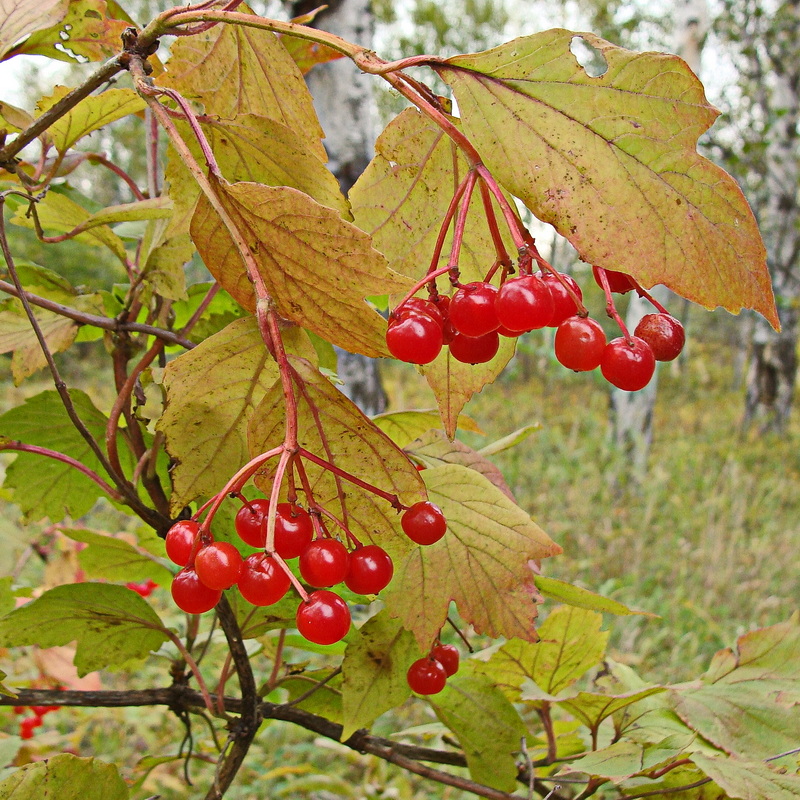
[445,170,478,280]
[87,154,146,201]
[391,265,453,317]
[478,180,512,275]
[594,266,633,342]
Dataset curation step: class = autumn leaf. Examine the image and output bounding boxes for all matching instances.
[691,754,800,800]
[437,30,778,327]
[248,357,426,551]
[372,409,484,448]
[191,180,411,358]
[0,0,66,61]
[279,34,345,75]
[383,464,560,648]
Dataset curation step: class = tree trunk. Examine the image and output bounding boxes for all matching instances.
[288,0,388,416]
[742,2,800,433]
[609,0,708,465]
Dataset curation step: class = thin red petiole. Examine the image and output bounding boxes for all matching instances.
[391,265,453,317]
[312,503,362,549]
[445,170,478,281]
[594,266,633,343]
[635,283,670,315]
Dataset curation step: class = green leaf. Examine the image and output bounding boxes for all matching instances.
[429,671,527,792]
[383,464,561,648]
[562,740,646,783]
[535,575,655,616]
[438,31,778,328]
[191,180,411,358]
[0,0,66,61]
[691,753,800,800]
[7,0,129,62]
[372,409,484,448]
[557,687,667,732]
[73,197,173,230]
[0,583,169,675]
[406,429,515,499]
[158,8,325,158]
[0,753,129,799]
[341,611,420,739]
[139,222,193,302]
[0,389,113,520]
[62,528,173,585]
[477,606,607,699]
[478,423,541,456]
[673,615,800,759]
[248,357,426,553]
[280,669,343,722]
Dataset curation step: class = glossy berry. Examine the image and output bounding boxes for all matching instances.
[400,296,444,328]
[449,282,499,337]
[601,336,656,391]
[593,265,634,294]
[274,503,314,559]
[402,501,447,545]
[195,541,243,590]
[345,545,394,594]
[541,272,582,327]
[165,520,200,567]
[171,568,222,614]
[386,313,443,364]
[634,313,685,361]
[554,316,607,371]
[495,274,554,332]
[296,590,351,645]
[238,553,291,606]
[299,538,350,587]
[126,579,159,597]
[431,644,460,677]
[235,499,270,548]
[448,330,499,364]
[406,657,447,695]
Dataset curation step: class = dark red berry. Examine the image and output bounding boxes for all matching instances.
[171,568,222,614]
[19,715,43,740]
[165,520,200,567]
[235,499,270,548]
[195,541,243,590]
[402,501,447,545]
[399,296,445,328]
[406,657,447,695]
[541,272,582,327]
[495,274,554,332]
[554,316,607,371]
[449,282,500,337]
[431,643,460,677]
[296,590,351,645]
[601,336,656,391]
[634,313,685,361]
[448,330,499,364]
[593,265,634,294]
[299,539,350,587]
[238,553,291,606]
[273,503,314,559]
[345,545,394,594]
[386,314,443,364]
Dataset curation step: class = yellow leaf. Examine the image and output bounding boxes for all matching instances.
[0,0,66,61]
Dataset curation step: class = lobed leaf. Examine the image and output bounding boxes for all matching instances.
[0,0,66,61]
[383,464,560,648]
[691,753,800,800]
[557,686,667,732]
[340,611,420,739]
[438,30,778,327]
[372,409,484,448]
[279,34,345,75]
[191,180,411,357]
[0,583,169,675]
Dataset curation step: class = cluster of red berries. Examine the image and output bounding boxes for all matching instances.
[406,642,460,695]
[386,268,685,392]
[165,500,447,646]
[14,701,61,740]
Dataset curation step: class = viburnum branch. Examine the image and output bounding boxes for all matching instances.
[537,703,557,765]
[87,153,147,201]
[594,266,633,342]
[0,441,124,501]
[145,107,160,199]
[265,447,292,555]
[162,628,215,714]
[180,282,221,337]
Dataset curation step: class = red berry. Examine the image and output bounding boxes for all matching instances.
[345,545,394,594]
[19,715,42,740]
[299,539,350,587]
[495,274,554,332]
[171,568,222,614]
[126,578,159,597]
[601,336,656,391]
[195,541,243,590]
[238,553,291,606]
[497,324,524,338]
[406,657,447,695]
[296,590,351,645]
[634,313,685,361]
[449,282,500,337]
[554,316,607,371]
[448,330,499,364]
[431,644,460,677]
[399,296,445,328]
[235,499,270,547]
[386,314,443,364]
[12,706,25,714]
[402,501,447,545]
[541,272,582,327]
[165,520,200,567]
[274,503,314,559]
[593,265,634,294]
